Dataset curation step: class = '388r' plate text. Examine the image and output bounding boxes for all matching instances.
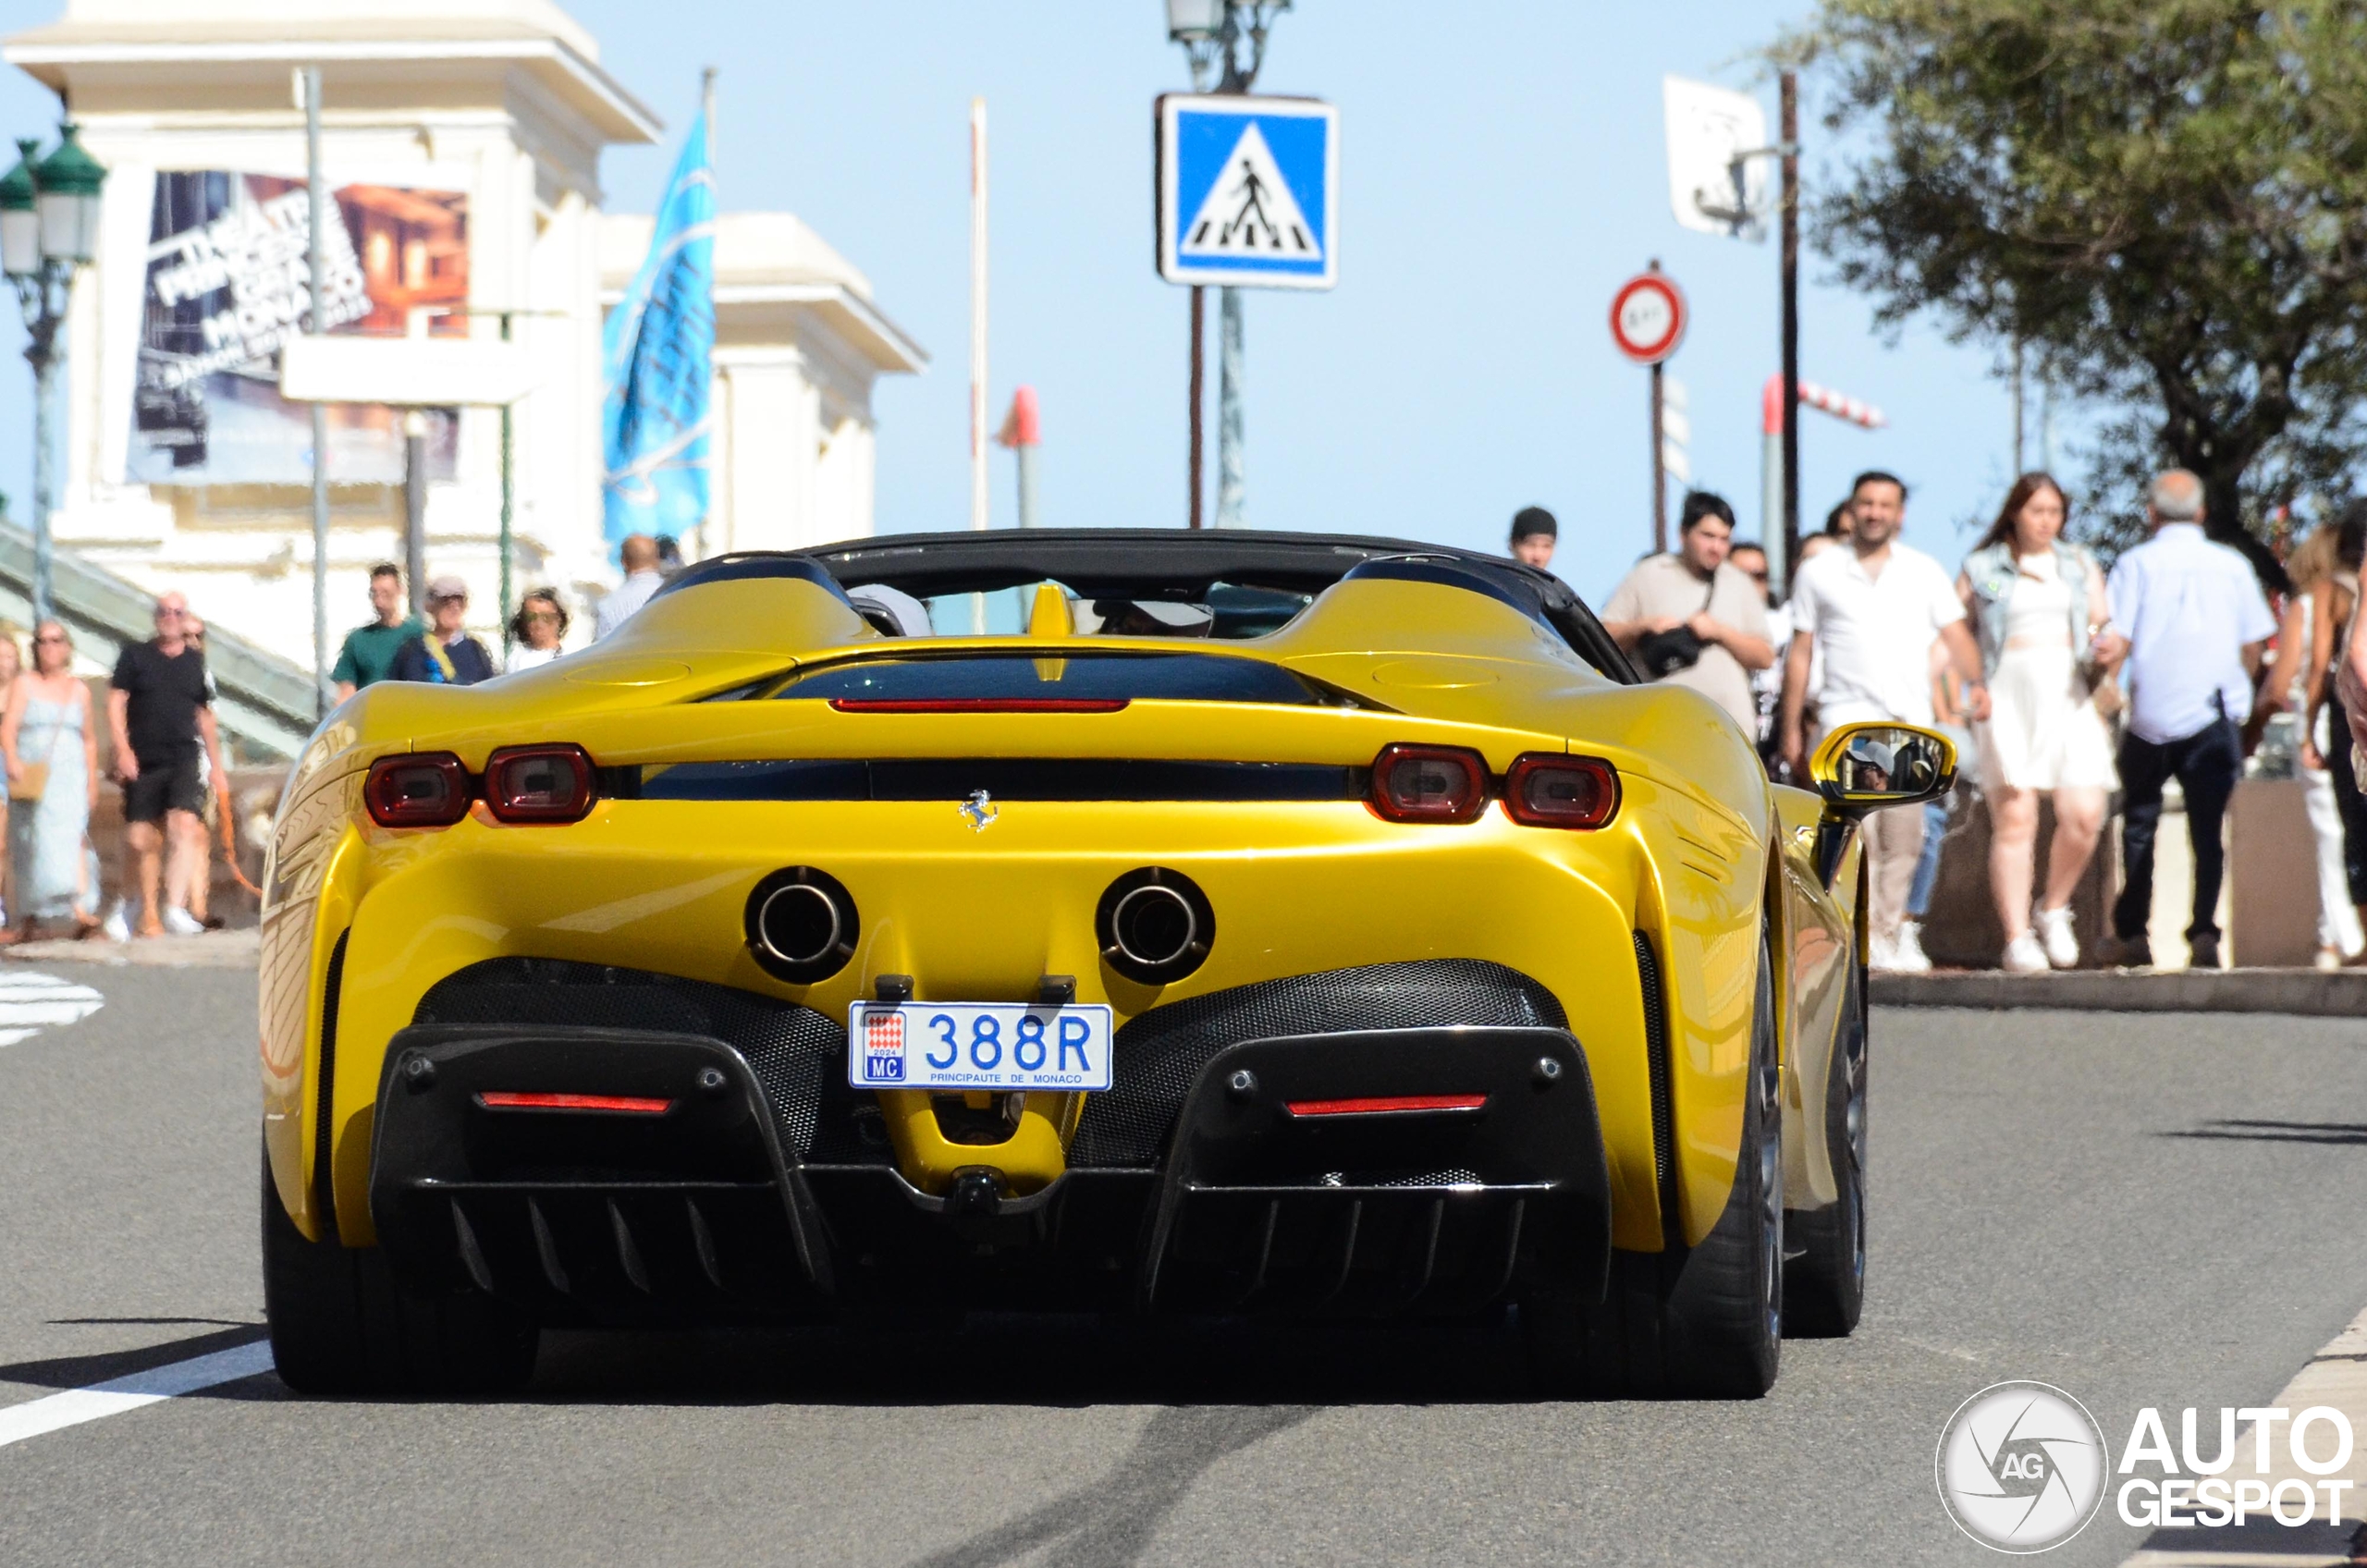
[847,1002,1115,1091]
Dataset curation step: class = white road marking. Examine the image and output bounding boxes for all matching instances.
[0,972,103,1047]
[0,1340,274,1451]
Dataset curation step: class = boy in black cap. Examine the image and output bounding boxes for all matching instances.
[1510,506,1557,570]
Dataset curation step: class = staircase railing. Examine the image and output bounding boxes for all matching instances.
[0,518,319,761]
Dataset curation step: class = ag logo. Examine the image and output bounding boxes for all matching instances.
[1935,1381,2109,1553]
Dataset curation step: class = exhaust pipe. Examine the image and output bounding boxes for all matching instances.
[744,867,859,982]
[1097,868,1214,985]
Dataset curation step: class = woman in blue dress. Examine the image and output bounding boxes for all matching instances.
[1,621,102,941]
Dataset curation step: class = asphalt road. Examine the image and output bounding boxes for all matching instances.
[3,964,2365,1567]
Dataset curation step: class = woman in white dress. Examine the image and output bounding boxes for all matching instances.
[1956,473,2119,973]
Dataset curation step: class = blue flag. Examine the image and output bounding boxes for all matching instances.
[602,110,715,545]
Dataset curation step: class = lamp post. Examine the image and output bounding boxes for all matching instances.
[1164,0,1288,531]
[2,123,107,627]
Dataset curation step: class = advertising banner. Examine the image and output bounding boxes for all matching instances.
[129,171,468,485]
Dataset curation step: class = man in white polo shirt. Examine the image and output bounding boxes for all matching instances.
[1779,471,1988,971]
[2091,471,2276,971]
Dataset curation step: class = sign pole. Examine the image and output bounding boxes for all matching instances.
[303,65,331,714]
[1650,358,1667,556]
[1779,70,1801,584]
[968,97,988,632]
[1188,285,1204,529]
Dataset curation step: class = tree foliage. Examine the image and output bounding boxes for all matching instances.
[1789,0,2367,569]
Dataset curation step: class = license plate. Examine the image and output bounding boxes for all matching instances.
[847,1001,1114,1091]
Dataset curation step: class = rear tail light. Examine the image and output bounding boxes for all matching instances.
[364,753,471,827]
[1503,753,1620,829]
[484,744,597,823]
[1367,743,1489,824]
[475,1092,673,1115]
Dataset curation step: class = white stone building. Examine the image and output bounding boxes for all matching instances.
[3,0,923,673]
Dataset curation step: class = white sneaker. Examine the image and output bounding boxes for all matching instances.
[1891,921,1934,974]
[1868,934,1899,971]
[2032,904,2079,969]
[100,900,129,944]
[2318,947,2346,973]
[2002,930,2051,974]
[161,906,204,937]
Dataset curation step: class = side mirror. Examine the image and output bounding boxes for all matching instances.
[1810,722,1957,813]
[1806,722,1958,886]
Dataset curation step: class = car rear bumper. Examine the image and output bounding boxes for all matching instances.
[367,1007,1612,1326]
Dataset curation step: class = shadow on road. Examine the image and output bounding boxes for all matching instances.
[0,1324,267,1392]
[529,1311,1547,1409]
[901,1404,1316,1568]
[2161,1119,2367,1146]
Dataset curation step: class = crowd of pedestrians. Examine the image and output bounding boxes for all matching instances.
[1571,462,2367,975]
[0,533,669,944]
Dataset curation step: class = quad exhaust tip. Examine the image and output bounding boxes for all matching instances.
[745,867,859,983]
[1098,867,1214,985]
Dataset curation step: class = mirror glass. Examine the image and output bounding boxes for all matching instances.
[1821,725,1951,802]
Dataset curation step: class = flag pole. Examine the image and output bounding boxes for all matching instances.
[969,96,989,632]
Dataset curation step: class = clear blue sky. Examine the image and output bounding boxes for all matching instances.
[0,1,2055,612]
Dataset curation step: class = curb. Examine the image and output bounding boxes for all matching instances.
[0,928,260,970]
[1872,968,2367,1018]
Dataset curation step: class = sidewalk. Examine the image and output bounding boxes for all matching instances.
[0,929,259,970]
[1874,968,2367,1018]
[2122,1303,2367,1566]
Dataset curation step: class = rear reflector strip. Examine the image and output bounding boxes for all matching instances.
[475,1092,675,1115]
[828,698,1129,714]
[1284,1094,1488,1118]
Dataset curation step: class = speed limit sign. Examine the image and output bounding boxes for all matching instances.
[1610,269,1687,364]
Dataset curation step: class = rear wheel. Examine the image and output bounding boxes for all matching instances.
[1527,924,1784,1398]
[1784,958,1867,1336]
[262,1140,538,1396]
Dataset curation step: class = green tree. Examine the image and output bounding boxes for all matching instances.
[1789,0,2367,570]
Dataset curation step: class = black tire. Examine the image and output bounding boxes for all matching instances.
[1784,956,1867,1337]
[262,1140,539,1396]
[1527,924,1784,1398]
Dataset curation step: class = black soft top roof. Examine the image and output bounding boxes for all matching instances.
[656,529,1637,682]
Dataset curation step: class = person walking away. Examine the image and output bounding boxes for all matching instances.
[1600,491,1773,733]
[506,589,570,673]
[0,621,99,941]
[2311,507,2367,954]
[389,578,496,685]
[1508,508,1557,571]
[1779,471,1989,971]
[331,563,424,701]
[2091,471,2277,970]
[1956,473,2119,972]
[1900,639,1977,965]
[595,534,667,640]
[105,593,218,941]
[2270,519,2366,968]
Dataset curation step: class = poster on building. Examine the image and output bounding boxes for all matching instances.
[128,171,468,485]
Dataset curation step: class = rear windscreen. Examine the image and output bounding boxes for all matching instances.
[771,653,1347,706]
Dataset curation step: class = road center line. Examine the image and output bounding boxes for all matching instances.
[0,1340,275,1451]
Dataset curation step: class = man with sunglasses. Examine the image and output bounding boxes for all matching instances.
[106,593,220,939]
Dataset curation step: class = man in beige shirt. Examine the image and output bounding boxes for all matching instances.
[1600,491,1774,731]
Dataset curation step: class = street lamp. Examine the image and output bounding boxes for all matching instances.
[3,122,107,625]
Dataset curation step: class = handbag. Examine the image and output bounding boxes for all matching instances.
[8,707,59,802]
[1633,574,1719,679]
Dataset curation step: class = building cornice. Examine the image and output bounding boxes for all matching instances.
[4,31,659,144]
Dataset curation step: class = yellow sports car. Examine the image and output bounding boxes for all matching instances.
[258,530,1952,1398]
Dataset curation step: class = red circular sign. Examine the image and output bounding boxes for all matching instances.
[1609,271,1687,364]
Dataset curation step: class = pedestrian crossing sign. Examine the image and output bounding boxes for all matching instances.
[1157,94,1338,290]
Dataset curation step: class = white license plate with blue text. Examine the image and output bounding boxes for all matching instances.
[847,1002,1114,1091]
